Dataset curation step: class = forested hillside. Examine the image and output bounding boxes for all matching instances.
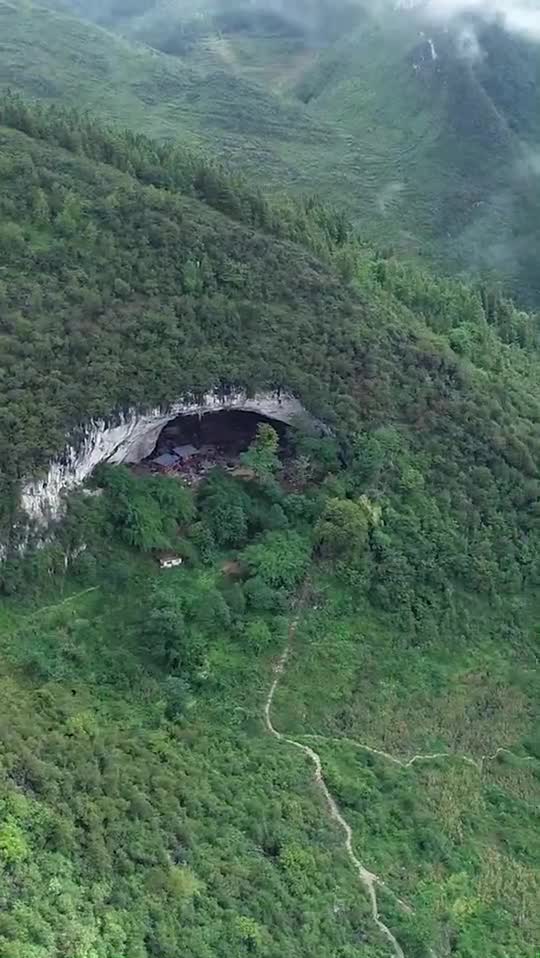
[2,92,540,550]
[0,0,355,202]
[0,95,538,957]
[4,0,540,301]
[294,13,540,302]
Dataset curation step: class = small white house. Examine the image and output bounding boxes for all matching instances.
[159,555,184,570]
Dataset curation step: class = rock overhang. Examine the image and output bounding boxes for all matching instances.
[21,391,316,526]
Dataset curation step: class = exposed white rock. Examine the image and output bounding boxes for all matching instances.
[21,391,312,526]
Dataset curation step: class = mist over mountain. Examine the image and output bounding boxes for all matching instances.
[423,0,540,41]
[7,0,540,300]
[52,0,366,43]
[55,0,540,41]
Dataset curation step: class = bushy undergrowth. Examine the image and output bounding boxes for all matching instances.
[0,426,537,957]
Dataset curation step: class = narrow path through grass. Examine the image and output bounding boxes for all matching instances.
[264,591,537,958]
[264,592,409,958]
[299,736,536,773]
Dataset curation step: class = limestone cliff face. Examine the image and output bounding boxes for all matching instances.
[21,392,309,525]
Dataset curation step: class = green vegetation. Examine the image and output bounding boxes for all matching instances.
[270,572,539,957]
[5,0,540,300]
[0,91,354,508]
[0,0,349,199]
[1,420,538,957]
[0,96,538,956]
[294,14,540,303]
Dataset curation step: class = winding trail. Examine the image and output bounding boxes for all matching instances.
[5,587,99,642]
[299,736,535,774]
[33,587,98,620]
[264,606,408,958]
[264,595,537,958]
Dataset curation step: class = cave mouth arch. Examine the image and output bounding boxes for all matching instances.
[143,408,290,478]
[20,391,321,526]
[152,409,288,459]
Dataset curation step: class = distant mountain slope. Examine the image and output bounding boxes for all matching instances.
[3,0,540,301]
[0,0,357,196]
[67,0,540,303]
[293,13,540,300]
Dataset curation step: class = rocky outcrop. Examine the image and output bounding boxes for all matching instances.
[21,392,311,526]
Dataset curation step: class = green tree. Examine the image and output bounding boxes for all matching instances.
[244,618,272,651]
[315,497,370,560]
[163,676,192,719]
[146,604,186,655]
[32,187,50,225]
[182,258,204,295]
[199,472,249,547]
[241,424,280,483]
[98,466,194,552]
[243,531,311,591]
[0,820,29,864]
[232,915,264,950]
[147,476,195,524]
[0,222,24,256]
[56,191,82,236]
[243,575,287,612]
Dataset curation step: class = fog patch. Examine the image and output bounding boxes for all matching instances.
[376,181,406,215]
[421,0,540,43]
[455,23,484,59]
[518,148,540,177]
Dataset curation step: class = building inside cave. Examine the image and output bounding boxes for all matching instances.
[141,409,290,480]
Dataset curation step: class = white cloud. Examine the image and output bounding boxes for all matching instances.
[421,0,540,41]
[455,22,484,59]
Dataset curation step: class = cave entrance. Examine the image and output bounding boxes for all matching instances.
[141,409,289,484]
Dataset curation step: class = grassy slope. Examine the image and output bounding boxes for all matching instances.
[294,16,540,291]
[89,0,540,303]
[1,498,538,958]
[5,0,540,300]
[100,1,540,302]
[0,554,374,958]
[270,578,539,956]
[0,0,355,196]
[308,18,540,305]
